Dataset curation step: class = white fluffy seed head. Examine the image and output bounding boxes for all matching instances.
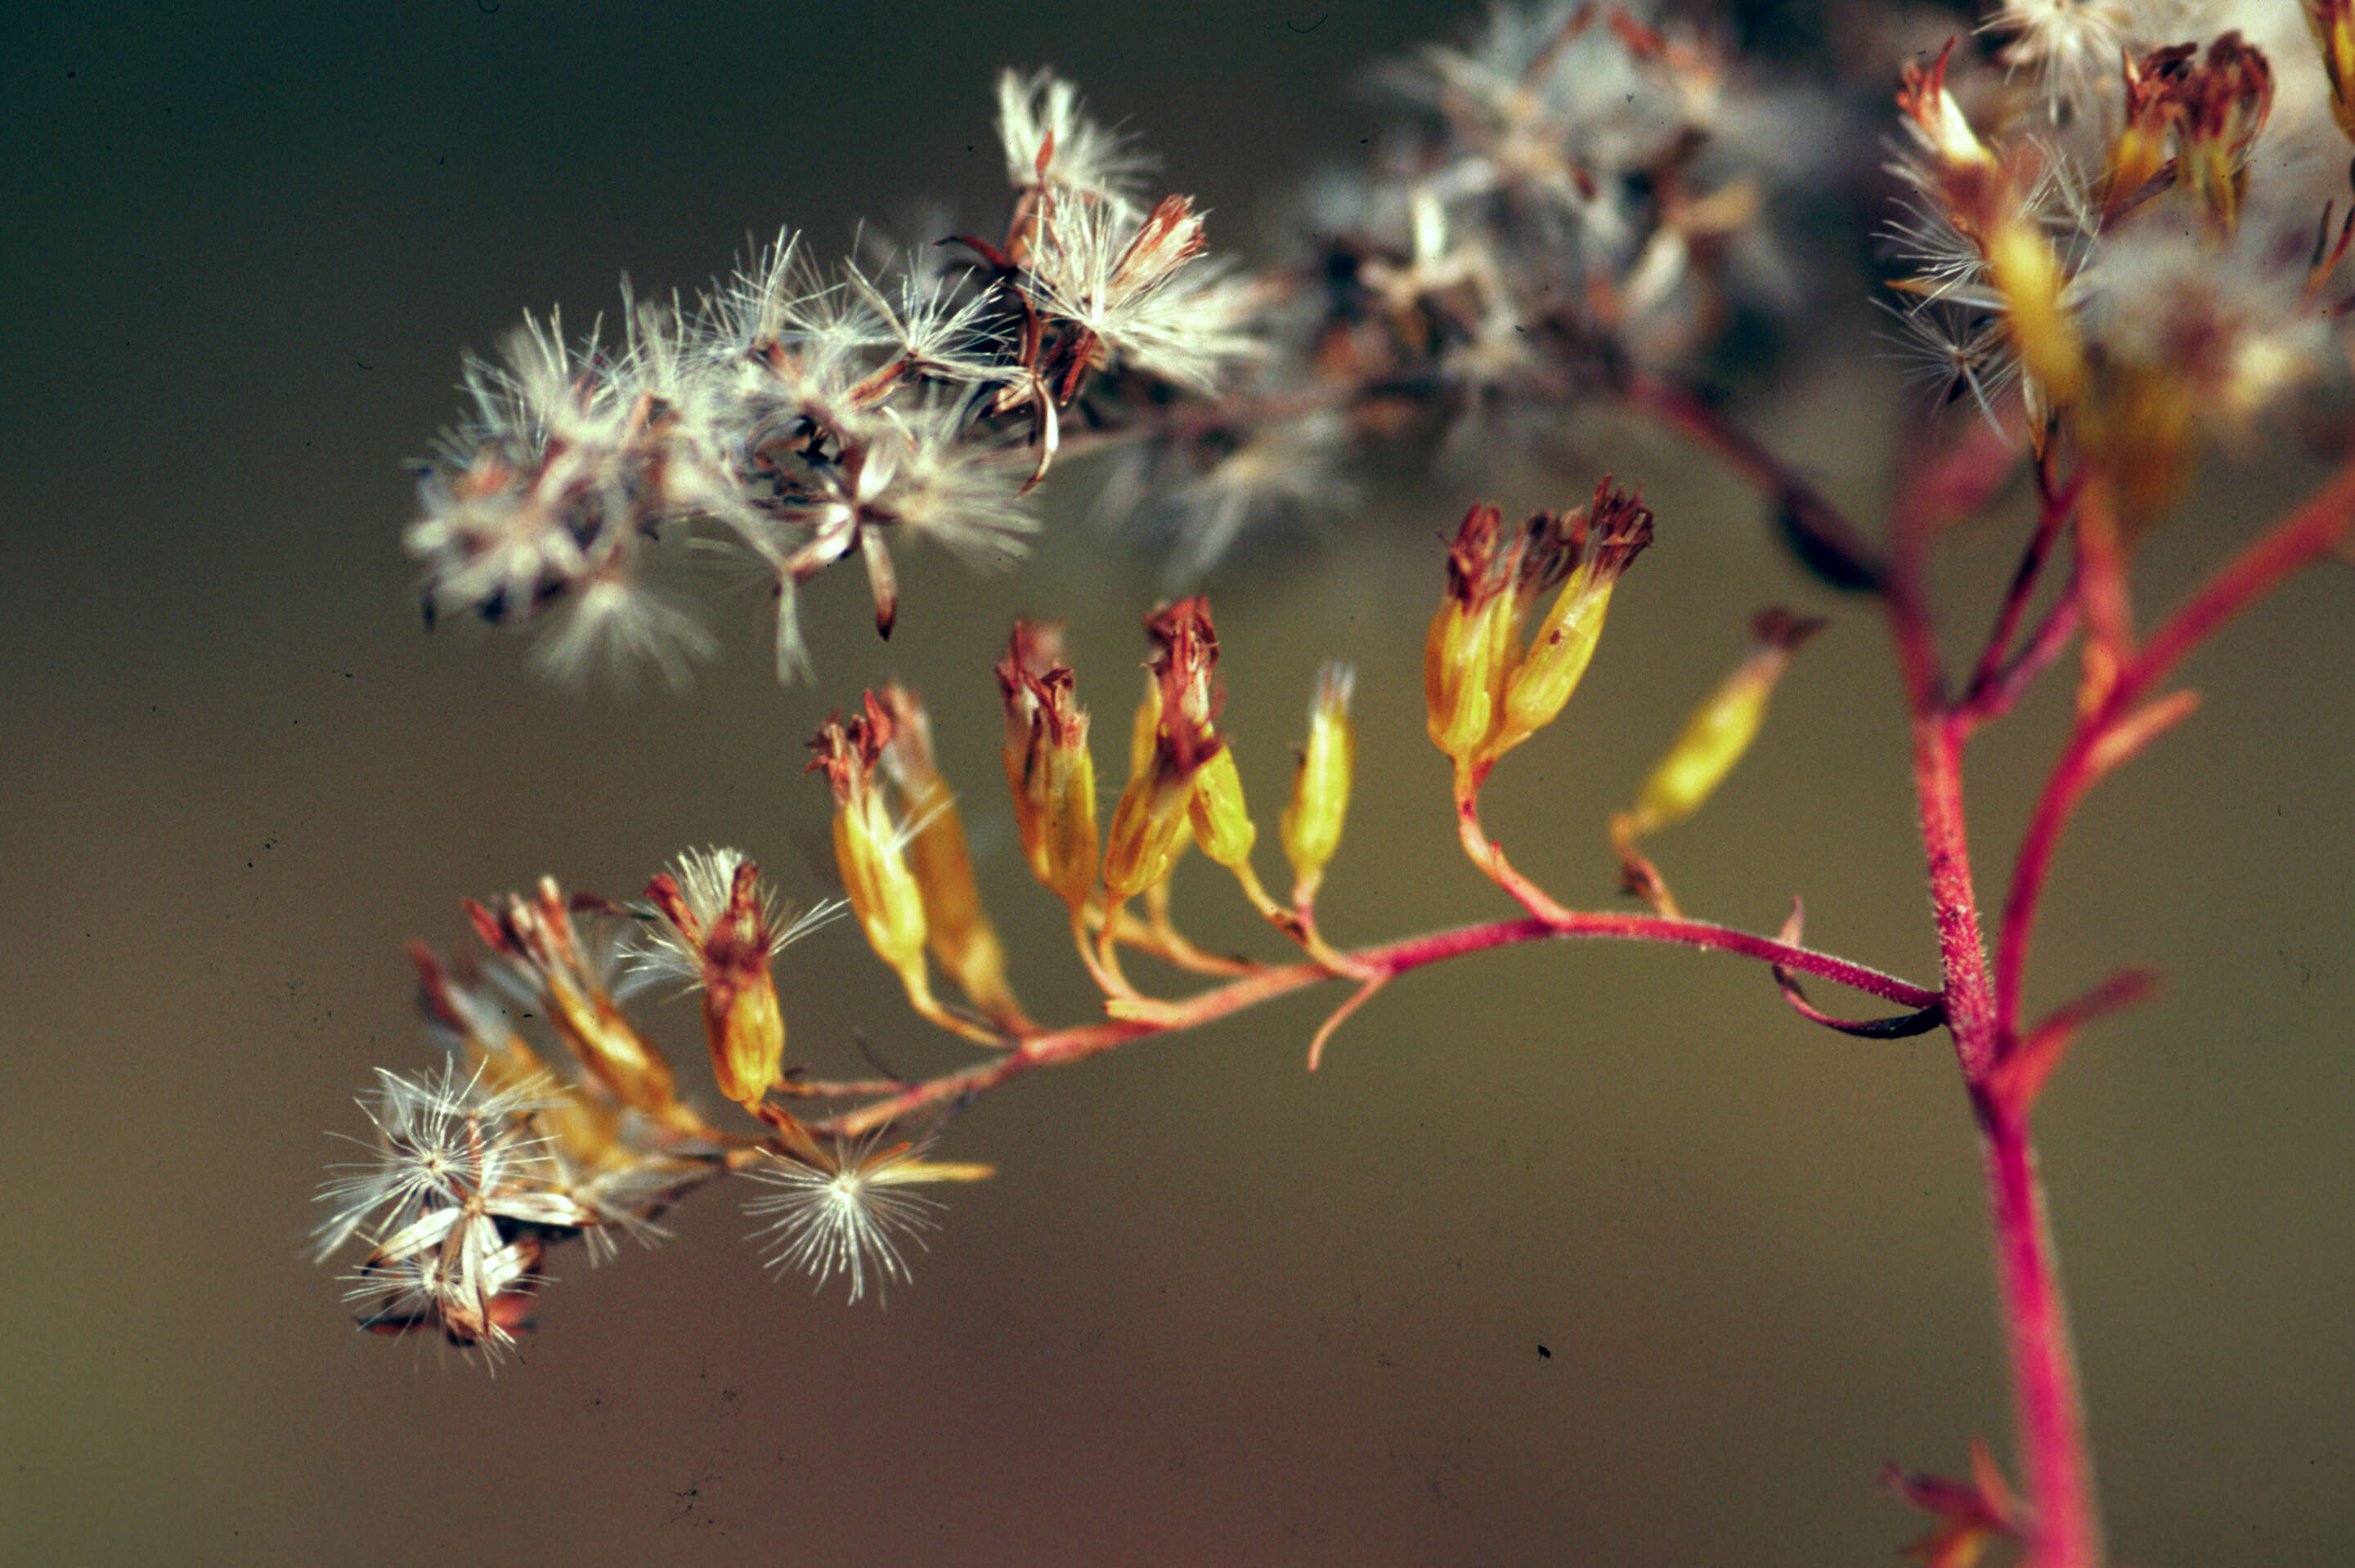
[312,1061,550,1262]
[744,1136,948,1305]
[995,68,1154,215]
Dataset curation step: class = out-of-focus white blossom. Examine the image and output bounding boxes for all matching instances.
[1882,9,2345,503]
[1026,194,1260,393]
[996,67,1153,217]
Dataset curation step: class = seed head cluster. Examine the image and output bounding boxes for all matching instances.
[404,3,1839,686]
[1883,4,2355,514]
[316,858,980,1364]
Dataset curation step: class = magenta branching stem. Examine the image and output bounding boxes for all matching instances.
[1958,457,2081,731]
[1879,437,2355,1568]
[1592,370,2355,1567]
[1595,365,2111,1564]
[1881,416,2106,1568]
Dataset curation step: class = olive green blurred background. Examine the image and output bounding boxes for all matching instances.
[2,2,2349,1564]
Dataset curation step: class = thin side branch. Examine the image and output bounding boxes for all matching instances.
[808,908,1938,1137]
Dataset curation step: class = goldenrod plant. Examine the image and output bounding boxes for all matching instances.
[321,7,2355,1564]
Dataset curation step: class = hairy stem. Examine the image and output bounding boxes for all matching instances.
[1980,1098,2101,1568]
[1885,445,2096,1566]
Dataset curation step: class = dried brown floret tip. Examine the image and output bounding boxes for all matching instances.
[1144,594,1226,775]
[806,691,898,802]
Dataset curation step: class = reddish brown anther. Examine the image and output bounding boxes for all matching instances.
[995,619,1074,746]
[1144,596,1226,775]
[1583,478,1657,573]
[1442,503,1516,611]
[2180,33,2274,153]
[647,860,765,979]
[643,874,702,950]
[1513,508,1583,599]
[2124,42,2198,124]
[1112,195,1209,293]
[807,690,897,803]
[461,896,515,959]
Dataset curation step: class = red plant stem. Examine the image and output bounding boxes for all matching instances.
[1449,790,1935,1000]
[1961,459,2077,720]
[1543,363,2102,1562]
[1886,456,2100,1566]
[1611,372,2106,1561]
[1603,383,2355,1568]
[1962,571,2081,732]
[1980,1096,2101,1568]
[1913,715,2001,1075]
[817,910,1937,1136]
[1990,718,2099,1047]
[1883,491,2003,1074]
[1595,365,2109,1561]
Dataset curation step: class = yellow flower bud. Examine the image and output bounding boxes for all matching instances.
[880,683,1029,1032]
[1186,746,1256,871]
[1104,598,1231,903]
[1985,216,2084,410]
[995,623,1101,914]
[809,696,929,986]
[1424,504,1518,768]
[705,959,785,1106]
[1626,609,1825,836]
[1036,720,1101,911]
[1103,764,1195,904]
[837,793,928,979]
[645,856,789,1108]
[1281,663,1355,903]
[1491,483,1653,764]
[1429,488,1657,780]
